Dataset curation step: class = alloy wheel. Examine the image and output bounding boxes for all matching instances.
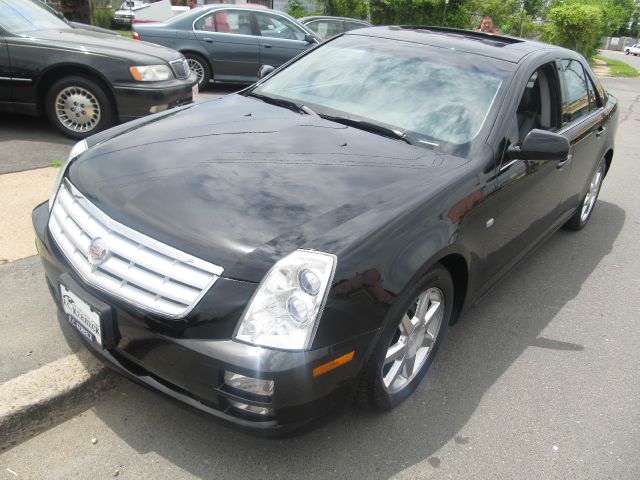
[187,58,205,85]
[55,86,101,133]
[381,287,444,394]
[580,162,605,223]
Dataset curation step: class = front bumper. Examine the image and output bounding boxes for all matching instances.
[33,202,373,436]
[113,73,198,123]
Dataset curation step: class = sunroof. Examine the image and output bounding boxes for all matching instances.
[394,26,525,46]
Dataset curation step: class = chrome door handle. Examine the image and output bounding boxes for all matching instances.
[595,126,606,138]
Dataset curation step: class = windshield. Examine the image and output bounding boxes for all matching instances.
[251,34,514,156]
[0,0,69,33]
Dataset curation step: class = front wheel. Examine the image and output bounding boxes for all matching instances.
[46,76,114,139]
[564,158,606,231]
[357,264,453,411]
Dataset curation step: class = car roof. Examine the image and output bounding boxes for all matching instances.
[346,26,572,64]
[190,3,270,12]
[300,16,370,23]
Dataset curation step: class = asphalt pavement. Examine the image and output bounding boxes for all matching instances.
[0,79,638,479]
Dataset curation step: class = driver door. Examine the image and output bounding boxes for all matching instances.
[254,12,312,71]
[484,61,572,280]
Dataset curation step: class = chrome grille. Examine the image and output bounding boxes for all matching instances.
[170,59,190,80]
[48,180,223,318]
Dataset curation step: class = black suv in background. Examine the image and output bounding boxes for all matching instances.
[0,0,197,138]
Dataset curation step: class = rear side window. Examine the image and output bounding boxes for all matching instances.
[558,59,590,124]
[306,20,342,39]
[194,10,253,36]
[345,21,368,32]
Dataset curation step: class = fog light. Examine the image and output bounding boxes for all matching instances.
[149,104,168,113]
[228,399,274,416]
[224,371,274,397]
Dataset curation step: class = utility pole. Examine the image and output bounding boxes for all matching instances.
[442,0,449,26]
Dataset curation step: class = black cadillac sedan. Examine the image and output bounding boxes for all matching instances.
[33,27,618,436]
[0,0,197,139]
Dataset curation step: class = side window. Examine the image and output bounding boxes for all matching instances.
[194,10,253,35]
[345,21,368,32]
[306,20,342,39]
[516,64,559,142]
[558,59,590,123]
[585,75,598,112]
[255,13,306,41]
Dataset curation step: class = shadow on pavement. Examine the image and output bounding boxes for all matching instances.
[81,201,624,478]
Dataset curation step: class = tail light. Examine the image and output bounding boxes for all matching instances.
[132,31,141,40]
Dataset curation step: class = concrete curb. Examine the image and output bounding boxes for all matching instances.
[0,350,121,451]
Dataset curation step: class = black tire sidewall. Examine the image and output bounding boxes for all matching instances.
[46,76,113,140]
[364,265,454,411]
[185,53,212,90]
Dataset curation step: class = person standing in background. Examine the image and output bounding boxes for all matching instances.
[476,16,500,34]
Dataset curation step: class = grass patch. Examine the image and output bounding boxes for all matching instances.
[50,160,63,167]
[112,29,132,37]
[595,55,640,77]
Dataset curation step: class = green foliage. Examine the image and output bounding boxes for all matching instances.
[368,0,475,29]
[549,0,636,37]
[94,8,114,29]
[287,0,307,18]
[541,4,604,59]
[60,0,90,24]
[326,0,369,20]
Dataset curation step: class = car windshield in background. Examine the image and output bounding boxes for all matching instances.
[251,35,513,156]
[0,0,68,32]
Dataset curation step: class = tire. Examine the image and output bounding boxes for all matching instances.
[184,53,211,90]
[625,50,630,55]
[357,264,454,412]
[564,158,606,231]
[46,76,114,140]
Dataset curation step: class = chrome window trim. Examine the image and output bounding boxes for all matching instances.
[191,7,259,36]
[49,179,224,319]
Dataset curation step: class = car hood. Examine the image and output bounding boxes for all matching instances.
[68,94,469,282]
[20,28,181,63]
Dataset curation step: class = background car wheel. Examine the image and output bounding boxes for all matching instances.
[46,76,113,139]
[625,50,630,55]
[357,264,453,412]
[184,53,212,90]
[564,158,606,231]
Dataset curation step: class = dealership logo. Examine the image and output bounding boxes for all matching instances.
[87,237,109,266]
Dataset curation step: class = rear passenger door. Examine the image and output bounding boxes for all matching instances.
[556,59,606,213]
[255,12,312,71]
[193,8,260,82]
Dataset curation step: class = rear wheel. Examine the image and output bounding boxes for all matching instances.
[46,76,113,139]
[357,264,453,411]
[625,49,630,55]
[184,53,211,90]
[564,158,606,231]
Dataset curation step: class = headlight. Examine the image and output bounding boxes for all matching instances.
[49,139,88,211]
[234,249,336,351]
[129,65,172,81]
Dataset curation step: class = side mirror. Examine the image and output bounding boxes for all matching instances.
[506,129,569,162]
[304,33,317,44]
[258,65,275,79]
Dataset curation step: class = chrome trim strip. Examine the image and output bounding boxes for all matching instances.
[49,179,224,319]
[0,77,32,82]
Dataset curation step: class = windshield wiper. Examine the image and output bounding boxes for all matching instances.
[247,92,316,116]
[319,114,413,145]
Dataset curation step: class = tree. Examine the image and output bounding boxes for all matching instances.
[61,0,91,24]
[287,0,307,18]
[541,3,604,59]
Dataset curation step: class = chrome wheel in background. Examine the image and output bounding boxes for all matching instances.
[187,58,205,84]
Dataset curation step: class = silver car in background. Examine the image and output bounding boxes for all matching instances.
[133,4,320,89]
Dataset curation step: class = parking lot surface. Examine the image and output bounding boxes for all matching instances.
[0,79,638,479]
